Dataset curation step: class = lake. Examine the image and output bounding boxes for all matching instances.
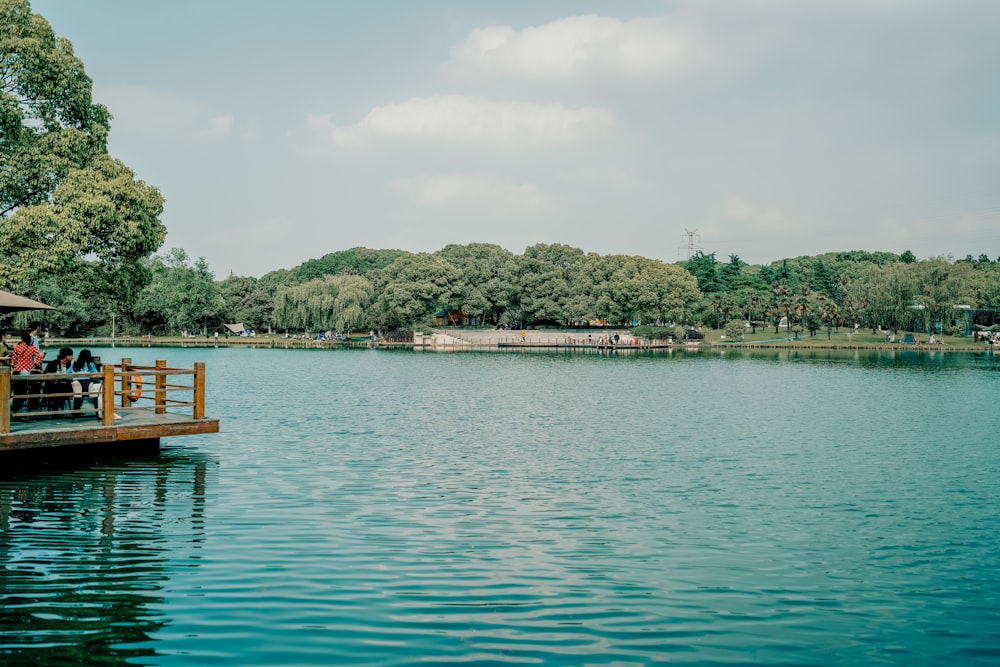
[1,346,998,665]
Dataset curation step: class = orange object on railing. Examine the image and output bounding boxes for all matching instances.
[130,374,143,402]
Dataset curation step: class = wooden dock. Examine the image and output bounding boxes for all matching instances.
[0,358,218,457]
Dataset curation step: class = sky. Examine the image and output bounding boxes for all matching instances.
[31,0,1000,277]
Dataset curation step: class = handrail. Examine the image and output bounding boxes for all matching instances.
[114,366,196,374]
[0,359,209,433]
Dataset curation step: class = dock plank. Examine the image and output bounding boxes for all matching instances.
[0,410,219,453]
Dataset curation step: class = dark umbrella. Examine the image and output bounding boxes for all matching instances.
[0,290,55,314]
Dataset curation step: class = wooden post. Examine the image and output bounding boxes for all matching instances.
[121,358,132,409]
[194,362,206,420]
[102,362,115,426]
[0,367,9,434]
[155,359,166,414]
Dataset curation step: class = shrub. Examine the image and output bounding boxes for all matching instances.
[724,319,746,340]
[630,325,674,340]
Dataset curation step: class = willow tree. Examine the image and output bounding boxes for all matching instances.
[912,259,976,334]
[850,263,914,331]
[0,0,165,310]
[274,274,373,333]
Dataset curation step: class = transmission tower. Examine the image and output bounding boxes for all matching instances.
[679,229,701,260]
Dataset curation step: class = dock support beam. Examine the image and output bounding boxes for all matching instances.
[194,362,206,420]
[155,359,166,414]
[0,368,9,434]
[103,363,115,426]
[121,358,133,410]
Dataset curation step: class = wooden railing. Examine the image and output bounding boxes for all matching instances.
[0,358,207,434]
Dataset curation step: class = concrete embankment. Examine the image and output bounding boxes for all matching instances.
[415,329,669,349]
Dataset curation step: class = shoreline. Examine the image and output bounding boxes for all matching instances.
[40,334,995,354]
[717,341,987,352]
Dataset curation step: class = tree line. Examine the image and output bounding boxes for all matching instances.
[80,243,703,336]
[682,250,1000,337]
[22,244,999,338]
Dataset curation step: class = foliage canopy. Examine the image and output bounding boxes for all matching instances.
[0,0,165,309]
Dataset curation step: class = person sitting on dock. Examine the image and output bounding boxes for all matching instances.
[71,349,102,420]
[42,347,74,415]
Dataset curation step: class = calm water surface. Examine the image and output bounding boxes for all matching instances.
[1,346,998,665]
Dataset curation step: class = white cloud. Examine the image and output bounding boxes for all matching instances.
[248,215,291,244]
[95,84,204,136]
[202,214,291,247]
[95,84,251,141]
[724,197,793,233]
[390,174,547,211]
[950,208,1000,235]
[715,0,957,13]
[204,113,234,137]
[238,119,260,142]
[556,163,640,190]
[449,14,711,81]
[306,95,614,151]
[817,0,960,13]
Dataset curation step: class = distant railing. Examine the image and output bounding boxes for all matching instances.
[0,358,207,434]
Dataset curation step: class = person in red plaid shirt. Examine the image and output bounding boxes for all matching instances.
[11,332,43,417]
[11,332,41,373]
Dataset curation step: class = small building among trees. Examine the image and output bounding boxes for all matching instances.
[434,308,473,326]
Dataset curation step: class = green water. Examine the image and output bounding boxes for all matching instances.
[1,347,998,665]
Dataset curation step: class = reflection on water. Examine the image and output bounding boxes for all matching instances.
[475,343,1000,373]
[713,345,1000,371]
[2,346,999,665]
[0,450,211,665]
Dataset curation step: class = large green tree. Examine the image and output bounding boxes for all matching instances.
[135,249,224,335]
[219,275,276,332]
[0,0,165,306]
[293,247,408,282]
[684,251,722,293]
[590,254,700,325]
[374,253,460,329]
[436,243,518,325]
[517,243,590,325]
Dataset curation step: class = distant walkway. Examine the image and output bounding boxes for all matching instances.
[419,329,672,349]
